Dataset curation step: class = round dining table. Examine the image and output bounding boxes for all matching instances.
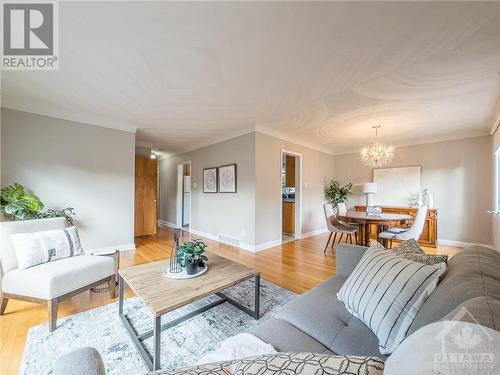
[337,211,412,246]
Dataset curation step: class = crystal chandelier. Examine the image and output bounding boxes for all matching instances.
[361,125,394,168]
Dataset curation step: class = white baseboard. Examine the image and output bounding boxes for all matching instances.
[157,220,178,228]
[187,227,284,253]
[90,243,136,254]
[438,239,492,249]
[300,228,328,239]
[254,239,282,252]
[254,228,328,251]
[188,227,218,241]
[188,227,257,252]
[181,226,329,253]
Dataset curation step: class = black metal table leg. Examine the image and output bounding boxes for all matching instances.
[215,274,260,320]
[254,274,260,319]
[118,275,124,315]
[118,273,261,371]
[153,315,161,370]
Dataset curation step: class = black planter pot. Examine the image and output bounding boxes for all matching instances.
[197,259,205,268]
[185,261,198,275]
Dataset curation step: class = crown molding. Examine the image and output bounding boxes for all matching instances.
[147,127,256,159]
[1,106,138,133]
[489,95,500,135]
[254,126,335,155]
[490,112,500,136]
[333,132,491,156]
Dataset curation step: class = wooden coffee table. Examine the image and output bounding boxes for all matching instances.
[118,253,260,371]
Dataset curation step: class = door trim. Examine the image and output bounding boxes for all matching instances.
[279,149,302,244]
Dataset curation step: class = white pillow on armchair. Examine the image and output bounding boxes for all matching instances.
[11,226,84,269]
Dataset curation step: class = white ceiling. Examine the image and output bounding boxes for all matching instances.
[2,1,499,155]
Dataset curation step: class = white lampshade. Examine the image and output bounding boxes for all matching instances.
[363,183,377,194]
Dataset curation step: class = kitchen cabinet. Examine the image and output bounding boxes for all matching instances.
[285,155,295,187]
[282,201,295,235]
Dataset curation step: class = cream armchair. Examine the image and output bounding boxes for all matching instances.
[0,217,118,331]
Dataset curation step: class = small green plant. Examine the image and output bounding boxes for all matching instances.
[324,180,353,206]
[0,183,44,220]
[176,239,208,267]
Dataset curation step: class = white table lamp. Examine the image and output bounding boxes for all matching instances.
[363,183,377,207]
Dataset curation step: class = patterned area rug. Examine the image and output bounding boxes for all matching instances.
[21,279,295,375]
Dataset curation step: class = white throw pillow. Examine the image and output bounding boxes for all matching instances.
[11,226,83,270]
[384,321,500,375]
[337,247,446,355]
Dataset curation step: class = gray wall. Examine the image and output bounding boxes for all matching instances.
[255,132,336,245]
[1,109,135,251]
[158,132,256,248]
[135,146,151,157]
[158,131,336,249]
[333,136,492,245]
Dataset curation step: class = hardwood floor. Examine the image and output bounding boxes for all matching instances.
[0,227,461,374]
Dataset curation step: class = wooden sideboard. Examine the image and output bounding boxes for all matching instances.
[354,205,438,247]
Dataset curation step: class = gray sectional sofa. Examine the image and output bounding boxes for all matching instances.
[55,243,500,374]
[251,243,500,360]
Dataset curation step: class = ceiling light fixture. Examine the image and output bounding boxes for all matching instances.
[361,125,394,168]
[150,151,157,159]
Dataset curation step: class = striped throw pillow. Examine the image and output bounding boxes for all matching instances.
[11,226,84,270]
[337,247,446,355]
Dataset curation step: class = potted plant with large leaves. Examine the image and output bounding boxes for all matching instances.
[324,180,353,209]
[0,183,75,224]
[176,239,208,275]
[0,183,45,220]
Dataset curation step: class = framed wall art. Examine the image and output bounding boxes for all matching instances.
[218,164,237,193]
[373,166,422,206]
[203,167,218,193]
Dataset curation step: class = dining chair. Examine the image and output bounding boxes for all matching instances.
[337,202,359,227]
[378,206,428,248]
[323,203,358,253]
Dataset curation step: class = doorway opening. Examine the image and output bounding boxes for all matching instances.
[280,150,302,244]
[176,161,191,230]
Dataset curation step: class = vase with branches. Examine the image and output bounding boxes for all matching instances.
[324,180,353,207]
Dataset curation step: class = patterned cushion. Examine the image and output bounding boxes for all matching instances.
[399,252,448,265]
[337,248,446,355]
[393,239,448,265]
[11,226,83,269]
[392,239,424,255]
[151,353,384,375]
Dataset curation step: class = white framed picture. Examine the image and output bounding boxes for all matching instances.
[218,164,237,193]
[203,167,218,193]
[373,166,422,206]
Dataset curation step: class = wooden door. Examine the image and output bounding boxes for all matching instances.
[285,155,296,187]
[135,155,157,236]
